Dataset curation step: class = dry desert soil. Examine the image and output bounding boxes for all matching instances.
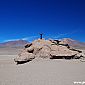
[0,47,85,85]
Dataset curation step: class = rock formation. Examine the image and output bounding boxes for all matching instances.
[14,39,85,64]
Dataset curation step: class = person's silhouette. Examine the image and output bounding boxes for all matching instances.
[40,33,43,39]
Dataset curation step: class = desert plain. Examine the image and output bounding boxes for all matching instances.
[0,47,85,85]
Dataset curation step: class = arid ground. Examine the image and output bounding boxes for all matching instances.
[0,47,85,85]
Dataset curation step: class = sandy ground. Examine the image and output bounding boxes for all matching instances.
[0,48,85,85]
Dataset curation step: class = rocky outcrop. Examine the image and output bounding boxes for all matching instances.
[14,39,85,64]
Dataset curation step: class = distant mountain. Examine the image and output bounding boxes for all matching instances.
[61,38,85,49]
[0,38,85,49]
[0,40,28,48]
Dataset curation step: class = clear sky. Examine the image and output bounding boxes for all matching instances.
[0,0,85,42]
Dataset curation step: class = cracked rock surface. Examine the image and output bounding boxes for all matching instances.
[14,39,85,64]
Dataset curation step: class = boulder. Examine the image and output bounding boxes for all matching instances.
[25,43,32,48]
[35,45,51,58]
[26,46,34,53]
[14,51,35,64]
[14,39,84,64]
[50,45,78,59]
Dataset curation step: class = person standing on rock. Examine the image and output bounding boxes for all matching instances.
[40,33,43,39]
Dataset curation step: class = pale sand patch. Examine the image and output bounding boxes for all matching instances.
[0,48,85,85]
[0,57,85,85]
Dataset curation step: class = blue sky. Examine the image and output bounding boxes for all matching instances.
[0,0,85,42]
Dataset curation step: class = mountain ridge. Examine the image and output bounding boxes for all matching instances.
[0,38,85,49]
[0,40,28,48]
[60,38,85,49]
